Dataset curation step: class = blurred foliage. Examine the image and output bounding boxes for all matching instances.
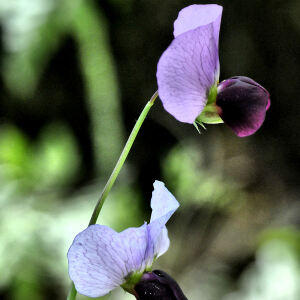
[0,175,143,299]
[71,0,124,171]
[0,0,299,300]
[225,228,300,300]
[0,0,70,98]
[0,123,80,191]
[0,0,123,174]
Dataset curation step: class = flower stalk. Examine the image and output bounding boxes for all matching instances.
[88,90,158,226]
[67,91,158,300]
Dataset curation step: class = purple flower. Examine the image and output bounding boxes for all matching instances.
[67,181,179,298]
[157,4,270,137]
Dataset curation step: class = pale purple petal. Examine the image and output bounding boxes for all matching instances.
[144,181,179,266]
[157,5,222,123]
[118,225,149,273]
[68,224,148,297]
[153,226,170,258]
[150,180,179,223]
[174,4,222,44]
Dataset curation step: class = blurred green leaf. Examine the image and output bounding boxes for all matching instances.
[33,122,80,189]
[0,124,32,183]
[0,122,79,191]
[258,227,300,259]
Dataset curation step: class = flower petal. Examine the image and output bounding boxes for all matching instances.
[150,180,179,223]
[216,76,270,137]
[174,4,223,42]
[134,270,188,300]
[157,5,222,123]
[118,225,149,273]
[144,181,179,265]
[67,224,148,297]
[154,227,170,258]
[135,270,188,300]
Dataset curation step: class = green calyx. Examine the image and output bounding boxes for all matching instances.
[121,271,144,294]
[121,262,153,294]
[196,84,223,126]
[207,83,218,105]
[197,105,223,125]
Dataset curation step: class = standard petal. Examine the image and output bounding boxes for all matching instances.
[157,21,220,123]
[150,180,179,223]
[145,221,171,266]
[153,226,170,258]
[144,222,167,268]
[68,224,148,297]
[144,181,179,265]
[174,4,223,43]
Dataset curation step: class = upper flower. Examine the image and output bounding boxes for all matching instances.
[67,181,179,298]
[157,5,270,137]
[157,4,222,123]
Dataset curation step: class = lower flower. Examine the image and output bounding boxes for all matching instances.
[67,181,183,298]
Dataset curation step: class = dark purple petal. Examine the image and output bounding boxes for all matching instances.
[157,5,222,123]
[216,76,270,137]
[134,270,188,300]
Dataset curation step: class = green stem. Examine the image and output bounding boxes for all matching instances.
[89,90,158,225]
[67,91,158,300]
[67,283,77,300]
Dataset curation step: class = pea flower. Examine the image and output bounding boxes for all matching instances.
[157,4,270,137]
[67,181,182,298]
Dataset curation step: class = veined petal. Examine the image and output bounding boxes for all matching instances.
[67,224,148,297]
[118,225,149,273]
[157,5,222,123]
